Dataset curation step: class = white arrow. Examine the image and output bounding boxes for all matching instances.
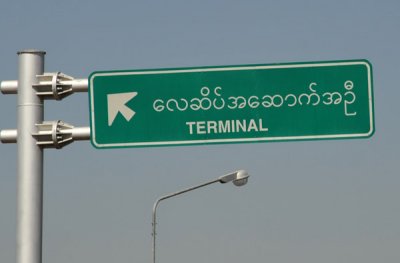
[107,92,138,126]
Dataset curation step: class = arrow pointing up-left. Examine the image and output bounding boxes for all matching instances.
[107,92,137,126]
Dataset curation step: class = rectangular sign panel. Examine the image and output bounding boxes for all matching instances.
[89,60,374,148]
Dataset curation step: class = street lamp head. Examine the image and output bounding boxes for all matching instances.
[218,170,250,186]
[233,170,249,186]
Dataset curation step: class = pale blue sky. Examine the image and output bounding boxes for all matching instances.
[1,1,399,263]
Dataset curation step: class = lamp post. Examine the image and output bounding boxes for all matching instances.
[151,170,250,263]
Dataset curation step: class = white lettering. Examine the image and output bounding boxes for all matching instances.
[197,121,206,134]
[259,119,268,132]
[186,121,196,135]
[218,120,230,133]
[236,119,246,132]
[187,119,268,135]
[207,121,218,134]
[154,83,357,117]
[247,119,258,132]
[231,120,236,133]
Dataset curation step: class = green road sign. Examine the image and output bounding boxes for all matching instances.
[89,60,374,149]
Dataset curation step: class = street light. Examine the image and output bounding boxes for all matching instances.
[151,170,249,263]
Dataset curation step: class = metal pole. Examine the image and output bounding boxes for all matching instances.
[16,50,45,263]
[152,178,220,263]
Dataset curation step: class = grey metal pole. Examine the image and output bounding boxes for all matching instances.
[16,50,45,263]
[152,178,220,263]
[151,170,249,263]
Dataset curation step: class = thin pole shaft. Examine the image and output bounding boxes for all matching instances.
[16,50,45,263]
[152,178,220,263]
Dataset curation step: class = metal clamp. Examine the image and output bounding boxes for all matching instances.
[31,121,90,149]
[1,72,88,99]
[33,72,74,100]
